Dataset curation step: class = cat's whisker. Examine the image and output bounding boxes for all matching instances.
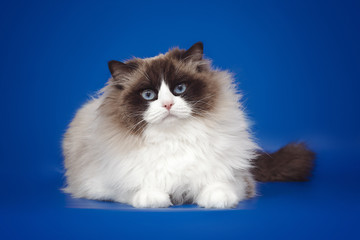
[189,109,220,122]
[123,118,148,137]
[188,94,217,108]
[190,93,217,103]
[146,111,168,123]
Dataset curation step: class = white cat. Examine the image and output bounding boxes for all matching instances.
[63,42,314,208]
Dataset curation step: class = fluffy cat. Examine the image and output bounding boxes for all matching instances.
[63,42,314,208]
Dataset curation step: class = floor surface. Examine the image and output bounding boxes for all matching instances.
[1,151,359,239]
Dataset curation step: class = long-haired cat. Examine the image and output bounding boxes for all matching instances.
[63,42,314,208]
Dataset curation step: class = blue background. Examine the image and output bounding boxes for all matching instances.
[1,0,359,239]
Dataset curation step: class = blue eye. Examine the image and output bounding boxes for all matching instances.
[174,83,187,95]
[141,89,156,100]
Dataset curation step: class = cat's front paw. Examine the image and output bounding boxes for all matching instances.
[196,184,240,209]
[131,189,172,208]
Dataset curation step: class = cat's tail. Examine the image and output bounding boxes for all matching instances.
[251,143,315,182]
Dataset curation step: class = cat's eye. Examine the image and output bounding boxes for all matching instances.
[141,89,156,101]
[174,83,187,95]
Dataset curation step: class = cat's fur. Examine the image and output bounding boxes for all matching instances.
[63,42,314,208]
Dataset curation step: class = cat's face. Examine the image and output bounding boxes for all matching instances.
[100,42,220,134]
[142,80,192,124]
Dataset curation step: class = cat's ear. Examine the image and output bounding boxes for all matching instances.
[108,60,134,79]
[182,42,203,61]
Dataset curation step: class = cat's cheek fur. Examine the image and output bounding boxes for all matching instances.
[143,101,169,124]
[143,96,192,124]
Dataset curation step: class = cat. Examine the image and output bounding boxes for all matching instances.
[62,42,315,208]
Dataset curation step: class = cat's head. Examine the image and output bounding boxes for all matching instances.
[100,42,221,134]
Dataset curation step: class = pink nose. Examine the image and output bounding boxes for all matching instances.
[163,102,173,111]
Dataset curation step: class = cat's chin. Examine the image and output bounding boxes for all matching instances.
[159,114,179,124]
[149,113,184,126]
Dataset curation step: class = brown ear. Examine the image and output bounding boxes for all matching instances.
[108,60,134,78]
[182,42,203,61]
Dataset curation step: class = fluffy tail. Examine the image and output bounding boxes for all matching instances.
[252,143,315,182]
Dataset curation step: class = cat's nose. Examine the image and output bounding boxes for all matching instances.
[163,102,174,111]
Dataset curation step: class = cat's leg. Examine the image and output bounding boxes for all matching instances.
[195,181,246,209]
[130,188,172,208]
[243,172,256,198]
[234,170,257,198]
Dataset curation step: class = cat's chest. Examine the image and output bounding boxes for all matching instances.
[139,120,214,168]
[107,124,219,191]
[141,138,207,166]
[136,138,210,189]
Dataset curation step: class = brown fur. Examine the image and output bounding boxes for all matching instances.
[252,143,315,182]
[99,42,220,135]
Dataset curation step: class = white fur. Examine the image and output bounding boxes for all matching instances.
[63,71,259,208]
